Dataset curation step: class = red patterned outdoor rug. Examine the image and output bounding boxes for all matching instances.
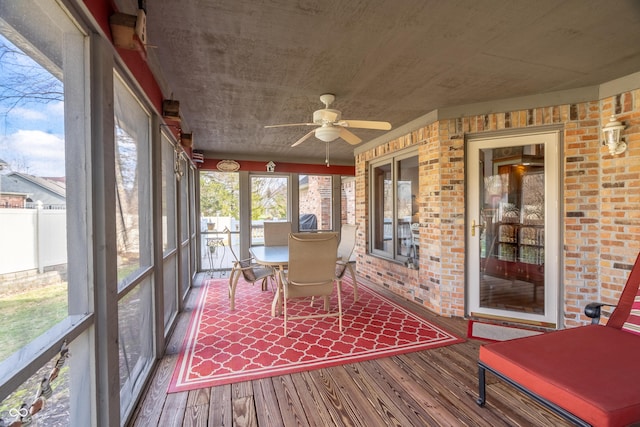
[168,277,463,392]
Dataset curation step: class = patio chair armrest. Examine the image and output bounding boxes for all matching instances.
[234,258,267,271]
[584,302,617,324]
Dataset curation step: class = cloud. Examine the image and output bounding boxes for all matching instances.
[0,101,64,134]
[7,106,48,121]
[0,129,65,176]
[45,101,64,117]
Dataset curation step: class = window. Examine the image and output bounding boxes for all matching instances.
[299,174,332,231]
[178,153,190,298]
[114,74,154,419]
[340,176,356,226]
[114,75,153,284]
[189,164,197,276]
[161,133,178,330]
[0,19,68,366]
[162,134,177,254]
[370,152,419,264]
[0,2,90,425]
[250,175,289,246]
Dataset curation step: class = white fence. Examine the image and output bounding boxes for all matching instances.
[0,208,67,275]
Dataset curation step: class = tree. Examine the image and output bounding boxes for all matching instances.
[199,173,288,221]
[0,38,63,115]
[250,176,287,220]
[200,172,239,218]
[0,36,64,175]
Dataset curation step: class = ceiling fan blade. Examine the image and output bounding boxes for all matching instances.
[265,123,316,128]
[339,128,362,145]
[291,129,316,147]
[337,120,392,130]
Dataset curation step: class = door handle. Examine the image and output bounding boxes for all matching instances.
[471,220,484,237]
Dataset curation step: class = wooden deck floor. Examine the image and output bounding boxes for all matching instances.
[129,274,571,427]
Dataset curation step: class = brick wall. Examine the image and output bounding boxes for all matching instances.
[340,178,356,225]
[355,89,640,327]
[0,194,27,208]
[299,175,332,229]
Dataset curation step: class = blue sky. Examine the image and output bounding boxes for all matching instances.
[0,34,66,177]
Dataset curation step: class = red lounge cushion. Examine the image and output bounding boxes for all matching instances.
[479,325,640,427]
[621,286,640,336]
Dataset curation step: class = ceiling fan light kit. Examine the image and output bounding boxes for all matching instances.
[315,125,341,142]
[265,93,392,148]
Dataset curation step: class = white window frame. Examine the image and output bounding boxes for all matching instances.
[369,149,419,262]
[0,1,94,425]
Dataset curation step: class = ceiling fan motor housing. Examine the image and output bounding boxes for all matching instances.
[313,108,341,124]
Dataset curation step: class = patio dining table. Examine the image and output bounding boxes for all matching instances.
[249,245,288,316]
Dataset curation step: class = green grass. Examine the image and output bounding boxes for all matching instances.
[0,283,68,362]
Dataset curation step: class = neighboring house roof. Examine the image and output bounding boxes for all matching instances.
[0,191,29,197]
[0,172,66,205]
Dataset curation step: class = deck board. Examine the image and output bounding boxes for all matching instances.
[209,385,232,426]
[291,371,344,427]
[271,374,312,426]
[300,369,361,427]
[253,378,284,426]
[129,274,573,426]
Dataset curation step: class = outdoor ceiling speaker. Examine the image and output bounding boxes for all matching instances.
[135,9,147,46]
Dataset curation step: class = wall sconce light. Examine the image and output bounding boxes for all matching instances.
[602,115,626,155]
[266,161,276,173]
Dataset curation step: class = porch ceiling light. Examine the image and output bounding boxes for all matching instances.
[602,115,626,155]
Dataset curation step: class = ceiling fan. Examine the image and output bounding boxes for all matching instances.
[265,94,392,147]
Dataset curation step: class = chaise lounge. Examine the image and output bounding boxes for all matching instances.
[477,252,640,427]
